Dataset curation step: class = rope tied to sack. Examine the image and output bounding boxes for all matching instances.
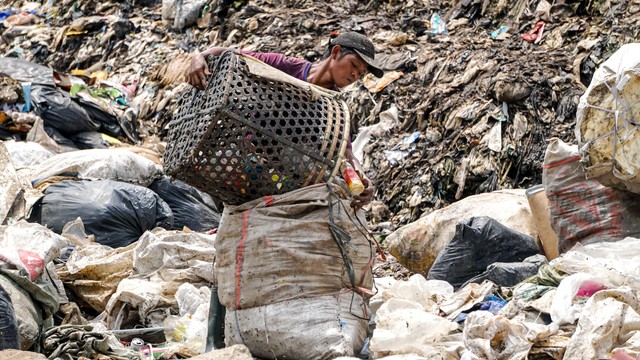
[326,183,378,301]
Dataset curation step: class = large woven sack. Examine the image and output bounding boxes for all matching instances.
[215,183,374,310]
[576,43,640,193]
[543,138,640,253]
[225,293,368,360]
[386,190,537,273]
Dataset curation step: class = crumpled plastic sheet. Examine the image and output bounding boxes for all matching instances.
[0,142,24,225]
[462,310,552,360]
[57,242,136,312]
[440,280,495,321]
[548,237,640,326]
[553,237,640,289]
[563,288,640,359]
[369,275,463,358]
[103,228,215,328]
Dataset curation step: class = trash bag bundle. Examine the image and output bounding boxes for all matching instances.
[30,85,102,135]
[148,177,221,231]
[216,183,373,359]
[427,216,540,289]
[31,180,173,248]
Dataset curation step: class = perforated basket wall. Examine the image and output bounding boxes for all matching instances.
[164,51,351,205]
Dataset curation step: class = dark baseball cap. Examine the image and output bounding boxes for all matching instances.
[331,32,384,78]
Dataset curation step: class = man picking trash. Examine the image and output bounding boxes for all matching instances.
[188,31,383,208]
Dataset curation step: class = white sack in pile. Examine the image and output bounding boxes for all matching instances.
[576,43,640,193]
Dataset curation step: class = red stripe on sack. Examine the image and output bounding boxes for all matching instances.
[543,155,581,169]
[263,196,274,207]
[235,209,251,310]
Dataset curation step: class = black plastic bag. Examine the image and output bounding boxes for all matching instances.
[427,216,540,289]
[32,180,174,248]
[31,85,101,135]
[149,177,221,231]
[0,282,19,350]
[74,96,124,139]
[44,126,78,149]
[70,131,110,149]
[462,254,547,288]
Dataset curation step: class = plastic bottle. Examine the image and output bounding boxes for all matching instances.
[340,160,365,196]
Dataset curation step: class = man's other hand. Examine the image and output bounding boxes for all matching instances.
[351,172,374,209]
[188,52,211,90]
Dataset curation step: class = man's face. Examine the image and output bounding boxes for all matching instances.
[332,51,368,88]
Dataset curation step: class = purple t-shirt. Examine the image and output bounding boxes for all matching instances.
[241,50,311,82]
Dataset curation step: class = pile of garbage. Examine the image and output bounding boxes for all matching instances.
[1,0,638,228]
[1,0,640,359]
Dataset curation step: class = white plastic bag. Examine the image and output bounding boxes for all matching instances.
[549,273,605,325]
[163,314,207,355]
[463,311,550,360]
[29,149,163,187]
[163,283,211,355]
[175,283,210,318]
[173,0,206,30]
[382,274,453,313]
[370,298,458,357]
